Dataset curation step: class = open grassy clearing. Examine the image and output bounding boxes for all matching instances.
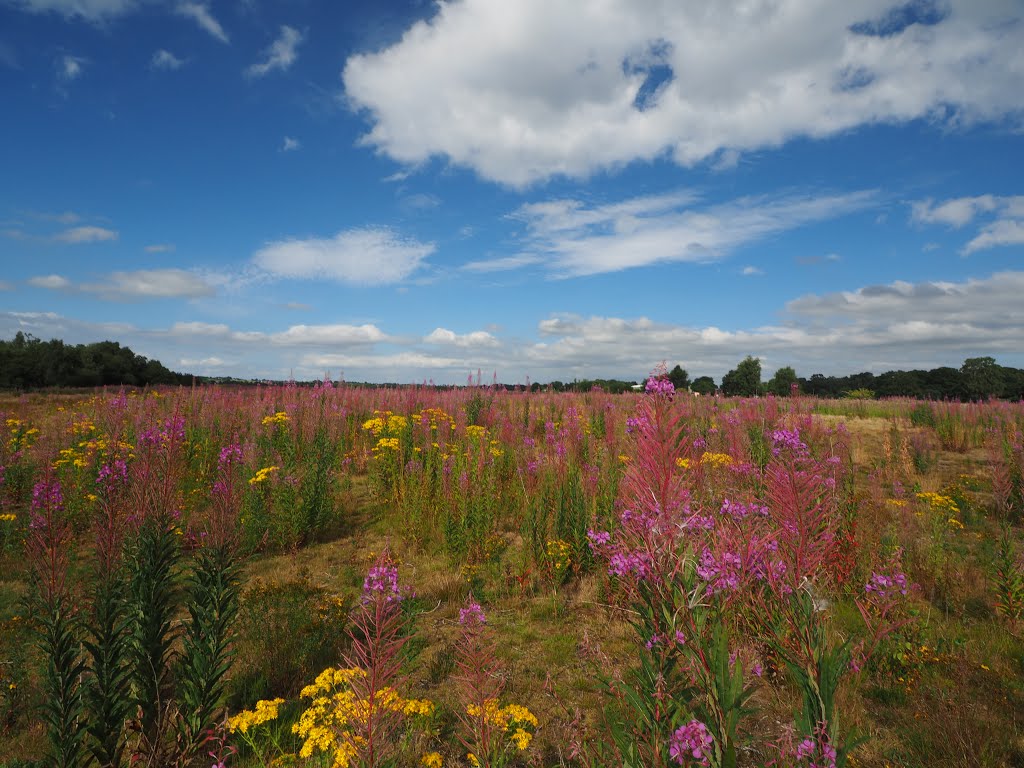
[1,386,1023,767]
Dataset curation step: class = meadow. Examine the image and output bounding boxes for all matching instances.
[1,378,1023,767]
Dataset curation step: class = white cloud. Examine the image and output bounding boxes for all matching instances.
[179,356,225,367]
[145,243,175,253]
[741,266,763,276]
[177,1,228,44]
[509,189,873,277]
[282,136,301,152]
[246,25,302,77]
[424,328,499,347]
[54,225,118,243]
[252,227,435,285]
[28,274,71,289]
[965,219,1024,254]
[81,269,216,299]
[343,0,1024,187]
[5,270,1024,382]
[151,49,185,70]
[461,254,542,273]
[268,324,388,346]
[912,194,1024,254]
[8,0,139,21]
[911,195,999,227]
[59,54,84,80]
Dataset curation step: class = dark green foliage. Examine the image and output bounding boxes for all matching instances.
[128,517,182,757]
[82,572,133,768]
[299,426,338,543]
[176,544,243,760]
[767,366,798,396]
[0,332,190,389]
[35,591,87,768]
[770,590,865,768]
[721,356,762,397]
[691,376,717,396]
[667,365,690,391]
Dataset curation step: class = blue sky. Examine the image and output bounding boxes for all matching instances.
[1,0,1022,384]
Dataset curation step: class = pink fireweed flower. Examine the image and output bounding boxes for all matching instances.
[459,601,487,627]
[669,720,713,766]
[32,479,63,513]
[770,428,807,456]
[586,529,611,551]
[865,570,908,599]
[218,442,243,467]
[608,550,652,580]
[645,376,675,396]
[363,564,403,603]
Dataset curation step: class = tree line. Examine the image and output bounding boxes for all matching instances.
[710,355,1024,401]
[0,332,191,389]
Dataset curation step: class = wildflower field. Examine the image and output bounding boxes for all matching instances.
[1,378,1023,767]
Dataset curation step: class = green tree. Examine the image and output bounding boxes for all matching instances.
[961,356,1002,401]
[691,376,716,395]
[767,366,798,396]
[667,364,690,391]
[721,356,762,396]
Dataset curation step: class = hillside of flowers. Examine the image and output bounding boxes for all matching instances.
[1,378,1023,767]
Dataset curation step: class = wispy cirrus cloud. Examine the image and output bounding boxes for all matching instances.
[58,54,84,80]
[246,25,303,77]
[28,274,72,289]
[176,1,228,44]
[6,0,140,22]
[912,194,1024,254]
[54,225,118,243]
[151,49,185,71]
[495,189,874,277]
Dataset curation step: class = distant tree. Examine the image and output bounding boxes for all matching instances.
[767,366,798,396]
[667,364,690,390]
[691,376,716,395]
[961,356,1002,401]
[923,367,962,400]
[721,356,762,396]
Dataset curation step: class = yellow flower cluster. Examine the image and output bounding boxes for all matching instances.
[546,539,572,573]
[293,667,434,768]
[70,418,97,435]
[464,425,487,440]
[227,698,285,734]
[885,499,908,508]
[0,513,16,522]
[619,454,631,465]
[249,466,280,485]
[373,437,401,453]
[262,411,290,426]
[675,457,692,469]
[418,407,456,433]
[362,411,408,436]
[916,492,959,515]
[421,752,443,768]
[700,452,734,468]
[488,439,503,458]
[465,699,538,751]
[53,436,134,470]
[5,418,40,452]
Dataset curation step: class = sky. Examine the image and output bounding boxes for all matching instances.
[1,0,1023,385]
